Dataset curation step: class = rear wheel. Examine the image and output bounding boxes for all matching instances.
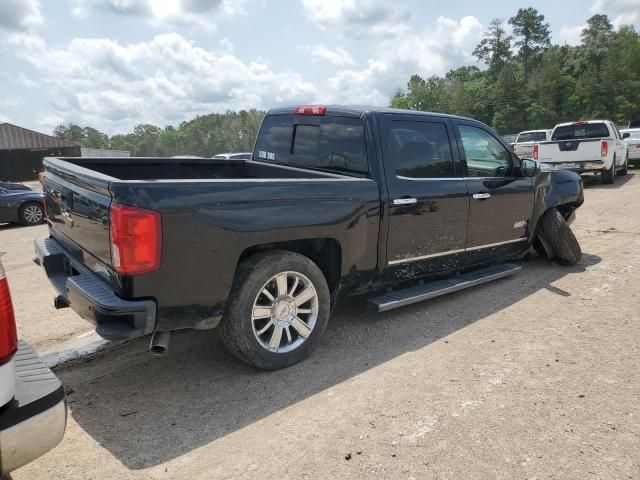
[19,202,44,226]
[220,250,330,370]
[601,156,616,184]
[537,208,582,266]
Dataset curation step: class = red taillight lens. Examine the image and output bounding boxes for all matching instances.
[601,141,608,157]
[0,261,18,366]
[295,105,326,116]
[109,203,162,276]
[533,144,539,161]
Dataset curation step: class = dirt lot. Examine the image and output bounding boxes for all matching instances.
[6,171,640,479]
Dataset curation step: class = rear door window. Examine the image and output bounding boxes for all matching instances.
[254,115,368,175]
[387,121,454,178]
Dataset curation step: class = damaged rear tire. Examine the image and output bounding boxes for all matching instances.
[537,208,582,266]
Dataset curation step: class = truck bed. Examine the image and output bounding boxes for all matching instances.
[51,157,342,181]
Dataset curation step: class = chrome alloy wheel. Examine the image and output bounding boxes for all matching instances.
[23,204,43,224]
[251,271,319,353]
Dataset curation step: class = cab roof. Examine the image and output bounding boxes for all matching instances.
[266,105,478,123]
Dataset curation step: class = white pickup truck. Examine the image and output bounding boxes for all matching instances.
[533,120,629,184]
[512,129,550,159]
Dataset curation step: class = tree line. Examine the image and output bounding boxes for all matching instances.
[54,9,640,155]
[53,110,265,157]
[391,10,640,133]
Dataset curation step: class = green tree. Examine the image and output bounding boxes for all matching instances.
[508,7,551,84]
[473,19,512,74]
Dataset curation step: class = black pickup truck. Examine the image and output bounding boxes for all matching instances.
[35,106,584,369]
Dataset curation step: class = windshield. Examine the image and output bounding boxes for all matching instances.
[552,123,609,141]
[517,132,547,142]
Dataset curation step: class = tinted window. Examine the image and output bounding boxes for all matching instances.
[458,125,512,177]
[517,131,547,142]
[552,123,609,140]
[254,115,368,175]
[388,121,454,178]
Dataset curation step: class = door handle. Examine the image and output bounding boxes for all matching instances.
[392,197,418,206]
[472,193,491,200]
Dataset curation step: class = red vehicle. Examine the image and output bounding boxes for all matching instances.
[0,258,66,477]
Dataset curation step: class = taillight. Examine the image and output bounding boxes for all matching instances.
[533,144,539,161]
[109,203,162,275]
[0,261,18,366]
[601,141,608,157]
[295,105,326,115]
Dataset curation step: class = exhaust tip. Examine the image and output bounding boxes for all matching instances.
[149,331,170,356]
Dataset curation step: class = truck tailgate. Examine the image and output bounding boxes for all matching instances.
[42,158,113,273]
[538,138,603,163]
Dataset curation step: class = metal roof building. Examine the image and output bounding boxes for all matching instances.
[0,123,80,181]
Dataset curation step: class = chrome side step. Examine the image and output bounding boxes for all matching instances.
[369,263,522,312]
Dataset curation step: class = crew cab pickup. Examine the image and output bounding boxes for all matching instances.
[533,120,629,184]
[0,259,66,476]
[34,106,584,370]
[512,129,550,159]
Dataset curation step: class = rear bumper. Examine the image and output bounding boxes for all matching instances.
[0,341,66,475]
[34,236,156,340]
[541,160,605,173]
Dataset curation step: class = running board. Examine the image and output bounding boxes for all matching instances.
[369,263,522,312]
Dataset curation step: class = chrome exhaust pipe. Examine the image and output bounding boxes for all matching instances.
[149,331,170,356]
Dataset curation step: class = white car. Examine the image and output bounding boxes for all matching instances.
[620,128,640,166]
[512,129,551,159]
[534,120,629,184]
[0,259,66,476]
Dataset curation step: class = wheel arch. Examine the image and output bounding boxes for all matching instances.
[237,238,343,298]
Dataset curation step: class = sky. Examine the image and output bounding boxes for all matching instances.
[0,0,639,135]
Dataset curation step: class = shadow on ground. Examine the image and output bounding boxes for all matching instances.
[60,253,601,470]
[582,169,635,189]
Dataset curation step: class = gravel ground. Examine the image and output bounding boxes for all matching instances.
[6,170,640,479]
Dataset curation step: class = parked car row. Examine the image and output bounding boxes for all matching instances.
[513,120,634,184]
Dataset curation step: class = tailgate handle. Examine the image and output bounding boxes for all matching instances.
[472,193,491,200]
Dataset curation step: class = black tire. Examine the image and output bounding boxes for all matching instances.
[620,154,629,175]
[601,156,616,184]
[537,208,582,266]
[18,201,44,226]
[219,250,331,370]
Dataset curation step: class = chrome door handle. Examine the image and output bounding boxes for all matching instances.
[392,197,418,206]
[472,193,491,200]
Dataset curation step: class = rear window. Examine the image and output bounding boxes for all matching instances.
[517,131,547,143]
[552,123,610,141]
[254,114,368,175]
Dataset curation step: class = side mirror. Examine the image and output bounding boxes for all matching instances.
[622,132,630,139]
[520,158,540,177]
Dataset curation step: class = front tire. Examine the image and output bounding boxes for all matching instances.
[220,250,331,370]
[537,208,582,266]
[19,202,44,226]
[601,156,616,184]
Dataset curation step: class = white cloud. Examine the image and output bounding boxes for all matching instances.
[0,0,43,32]
[310,45,354,66]
[301,0,410,39]
[69,0,245,29]
[0,113,13,124]
[591,0,640,27]
[377,16,483,76]
[557,24,585,45]
[9,33,318,133]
